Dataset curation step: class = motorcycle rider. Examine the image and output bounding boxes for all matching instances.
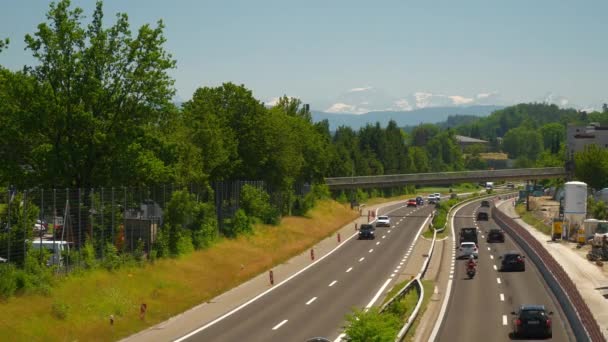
[466,254,477,272]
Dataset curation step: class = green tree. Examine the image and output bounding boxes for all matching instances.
[3,0,176,187]
[539,123,565,154]
[574,144,608,190]
[0,37,8,52]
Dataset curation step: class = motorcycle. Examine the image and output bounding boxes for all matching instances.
[466,266,476,279]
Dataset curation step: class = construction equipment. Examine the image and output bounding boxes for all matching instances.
[551,218,563,241]
[587,223,608,262]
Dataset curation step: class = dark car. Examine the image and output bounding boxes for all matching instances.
[358,224,375,240]
[459,227,478,245]
[511,305,553,339]
[416,196,424,206]
[486,228,505,243]
[500,251,526,271]
[480,200,491,208]
[476,212,489,221]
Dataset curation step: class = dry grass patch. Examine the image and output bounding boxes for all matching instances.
[0,200,359,341]
[479,152,508,160]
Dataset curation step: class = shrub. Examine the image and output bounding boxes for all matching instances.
[133,238,146,263]
[344,307,400,342]
[81,238,98,269]
[336,191,348,204]
[102,243,121,271]
[232,209,252,235]
[51,301,70,320]
[0,263,18,299]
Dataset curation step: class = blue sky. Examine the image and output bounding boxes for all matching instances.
[1,0,607,113]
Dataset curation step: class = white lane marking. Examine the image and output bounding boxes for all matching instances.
[174,219,362,341]
[306,297,317,305]
[487,247,491,251]
[396,266,401,269]
[359,257,365,262]
[497,277,502,284]
[502,315,508,326]
[334,333,346,342]
[369,249,374,253]
[382,235,386,239]
[399,262,404,266]
[493,265,497,271]
[346,267,353,273]
[376,241,380,245]
[388,230,392,233]
[490,255,494,260]
[481,235,485,239]
[365,278,393,309]
[329,280,338,287]
[500,293,505,301]
[272,319,288,330]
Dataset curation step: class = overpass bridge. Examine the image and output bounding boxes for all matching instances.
[324,167,568,190]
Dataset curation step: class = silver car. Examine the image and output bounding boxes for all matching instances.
[458,242,478,259]
[375,215,391,227]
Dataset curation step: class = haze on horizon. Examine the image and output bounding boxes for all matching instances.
[1,0,606,113]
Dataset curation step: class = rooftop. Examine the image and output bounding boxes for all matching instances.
[454,135,488,144]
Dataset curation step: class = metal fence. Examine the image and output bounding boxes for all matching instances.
[0,181,281,270]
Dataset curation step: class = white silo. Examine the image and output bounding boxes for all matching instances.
[563,181,587,241]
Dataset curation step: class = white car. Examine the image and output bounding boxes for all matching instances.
[434,193,441,201]
[375,215,391,227]
[458,242,478,259]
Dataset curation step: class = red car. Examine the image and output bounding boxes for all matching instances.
[407,199,417,207]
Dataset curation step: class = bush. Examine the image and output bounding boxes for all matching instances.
[232,209,252,235]
[102,243,121,271]
[344,307,400,342]
[81,238,98,269]
[336,191,348,204]
[51,301,69,320]
[0,263,18,299]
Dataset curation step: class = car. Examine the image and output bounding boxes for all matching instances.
[427,194,437,204]
[406,199,417,207]
[459,227,478,244]
[415,196,424,205]
[358,224,376,240]
[33,219,48,233]
[0,257,6,263]
[486,228,505,243]
[511,305,553,339]
[433,193,441,202]
[500,251,526,271]
[476,211,489,221]
[480,200,491,208]
[458,241,478,259]
[375,215,391,227]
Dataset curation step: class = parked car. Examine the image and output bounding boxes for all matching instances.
[358,224,375,240]
[476,211,489,221]
[486,228,505,243]
[458,241,478,259]
[33,219,48,233]
[511,305,553,339]
[415,196,424,206]
[480,200,491,208]
[500,251,526,271]
[375,215,391,227]
[406,199,417,207]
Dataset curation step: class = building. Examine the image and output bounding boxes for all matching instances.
[566,123,608,161]
[454,135,488,151]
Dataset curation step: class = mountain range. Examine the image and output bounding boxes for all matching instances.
[311,105,503,130]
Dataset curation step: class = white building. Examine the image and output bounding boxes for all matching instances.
[566,123,608,161]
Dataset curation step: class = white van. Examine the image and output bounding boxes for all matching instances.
[29,240,71,266]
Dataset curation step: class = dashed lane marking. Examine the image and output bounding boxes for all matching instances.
[497,277,501,284]
[306,297,317,305]
[346,267,353,273]
[369,249,374,253]
[493,265,497,271]
[359,257,365,262]
[272,319,288,330]
[500,293,504,301]
[502,315,507,326]
[329,280,337,287]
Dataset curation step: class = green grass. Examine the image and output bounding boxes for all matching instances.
[515,204,551,236]
[403,280,435,341]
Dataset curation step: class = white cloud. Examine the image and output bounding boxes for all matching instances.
[348,86,373,93]
[476,92,497,99]
[325,102,368,114]
[414,92,435,108]
[393,99,412,111]
[448,95,474,105]
[265,97,280,106]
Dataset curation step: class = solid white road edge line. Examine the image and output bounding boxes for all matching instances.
[333,333,346,342]
[272,319,288,330]
[306,297,317,305]
[173,218,362,341]
[365,278,393,310]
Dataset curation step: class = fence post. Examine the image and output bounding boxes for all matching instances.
[6,188,10,263]
[310,248,315,261]
[269,270,274,285]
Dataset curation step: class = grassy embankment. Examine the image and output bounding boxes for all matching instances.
[0,199,359,341]
[380,279,434,341]
[515,203,551,235]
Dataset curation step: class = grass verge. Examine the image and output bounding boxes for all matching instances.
[402,280,435,341]
[0,199,360,341]
[515,204,551,235]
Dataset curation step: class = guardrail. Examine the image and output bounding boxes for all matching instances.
[380,191,498,341]
[494,199,605,342]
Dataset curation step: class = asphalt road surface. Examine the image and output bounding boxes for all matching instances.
[437,199,574,341]
[178,201,434,342]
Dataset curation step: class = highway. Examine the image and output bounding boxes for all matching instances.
[436,199,574,341]
[176,201,434,342]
